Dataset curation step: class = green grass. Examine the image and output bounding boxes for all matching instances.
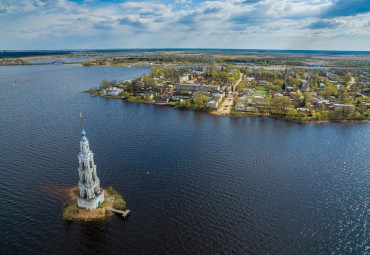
[254,90,267,95]
[62,199,79,221]
[106,186,126,210]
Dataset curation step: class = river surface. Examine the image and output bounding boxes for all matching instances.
[0,64,369,254]
[28,52,151,63]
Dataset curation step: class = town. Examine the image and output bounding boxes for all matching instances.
[89,64,370,122]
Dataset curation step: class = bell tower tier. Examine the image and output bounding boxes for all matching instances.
[76,129,104,211]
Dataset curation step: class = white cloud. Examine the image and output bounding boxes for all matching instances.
[0,0,369,50]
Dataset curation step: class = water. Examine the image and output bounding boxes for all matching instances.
[0,65,369,254]
[28,52,151,64]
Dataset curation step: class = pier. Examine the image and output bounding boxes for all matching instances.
[108,208,131,219]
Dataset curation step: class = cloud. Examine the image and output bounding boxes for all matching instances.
[175,0,192,4]
[33,0,87,14]
[0,0,370,50]
[322,0,370,18]
[0,0,25,13]
[118,17,144,27]
[306,20,339,29]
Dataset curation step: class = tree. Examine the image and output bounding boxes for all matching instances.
[143,75,156,88]
[303,92,313,107]
[193,93,209,110]
[270,97,294,115]
[100,80,111,89]
[321,84,338,99]
[344,73,352,83]
[338,88,352,104]
[291,94,303,108]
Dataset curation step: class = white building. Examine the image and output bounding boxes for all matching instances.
[301,80,310,92]
[180,74,192,82]
[176,83,220,93]
[207,100,219,109]
[107,88,123,96]
[77,129,104,211]
[248,96,267,105]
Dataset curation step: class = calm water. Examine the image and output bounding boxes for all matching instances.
[0,64,369,254]
[28,52,151,63]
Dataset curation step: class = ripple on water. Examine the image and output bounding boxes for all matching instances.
[0,65,369,254]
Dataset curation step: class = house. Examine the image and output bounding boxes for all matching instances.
[326,72,337,80]
[297,107,310,115]
[235,101,246,111]
[176,83,220,93]
[362,88,370,96]
[248,96,267,105]
[301,80,310,92]
[107,88,123,96]
[241,88,254,95]
[143,91,155,100]
[246,77,255,83]
[333,104,355,113]
[235,100,258,112]
[316,99,332,110]
[319,83,326,89]
[212,92,225,102]
[180,74,192,82]
[207,100,219,109]
[286,86,294,92]
[156,94,169,103]
[258,80,268,87]
[171,95,189,102]
[359,103,370,112]
[192,70,204,78]
[99,89,106,94]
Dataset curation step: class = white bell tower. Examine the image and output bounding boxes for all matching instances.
[76,129,104,211]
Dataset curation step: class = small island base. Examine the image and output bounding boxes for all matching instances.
[63,186,127,221]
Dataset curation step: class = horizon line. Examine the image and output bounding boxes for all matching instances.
[1,48,370,53]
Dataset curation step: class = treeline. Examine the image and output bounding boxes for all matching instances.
[85,55,213,65]
[333,60,370,68]
[219,57,306,66]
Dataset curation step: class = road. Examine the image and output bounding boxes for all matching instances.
[213,73,243,115]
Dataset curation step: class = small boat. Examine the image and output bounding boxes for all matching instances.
[146,171,150,175]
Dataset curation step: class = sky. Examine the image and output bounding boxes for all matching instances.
[0,0,369,50]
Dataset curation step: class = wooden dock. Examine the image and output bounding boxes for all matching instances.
[108,208,131,219]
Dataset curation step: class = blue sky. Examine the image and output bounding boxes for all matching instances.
[0,0,369,50]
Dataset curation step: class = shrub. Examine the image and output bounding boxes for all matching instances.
[106,186,114,195]
[113,198,126,210]
[63,209,74,221]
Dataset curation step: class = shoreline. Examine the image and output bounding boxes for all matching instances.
[86,92,370,124]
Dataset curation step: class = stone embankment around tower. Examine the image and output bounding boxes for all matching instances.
[62,186,126,221]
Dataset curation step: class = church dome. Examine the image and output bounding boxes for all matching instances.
[81,129,87,141]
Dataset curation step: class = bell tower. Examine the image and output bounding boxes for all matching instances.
[76,129,104,211]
